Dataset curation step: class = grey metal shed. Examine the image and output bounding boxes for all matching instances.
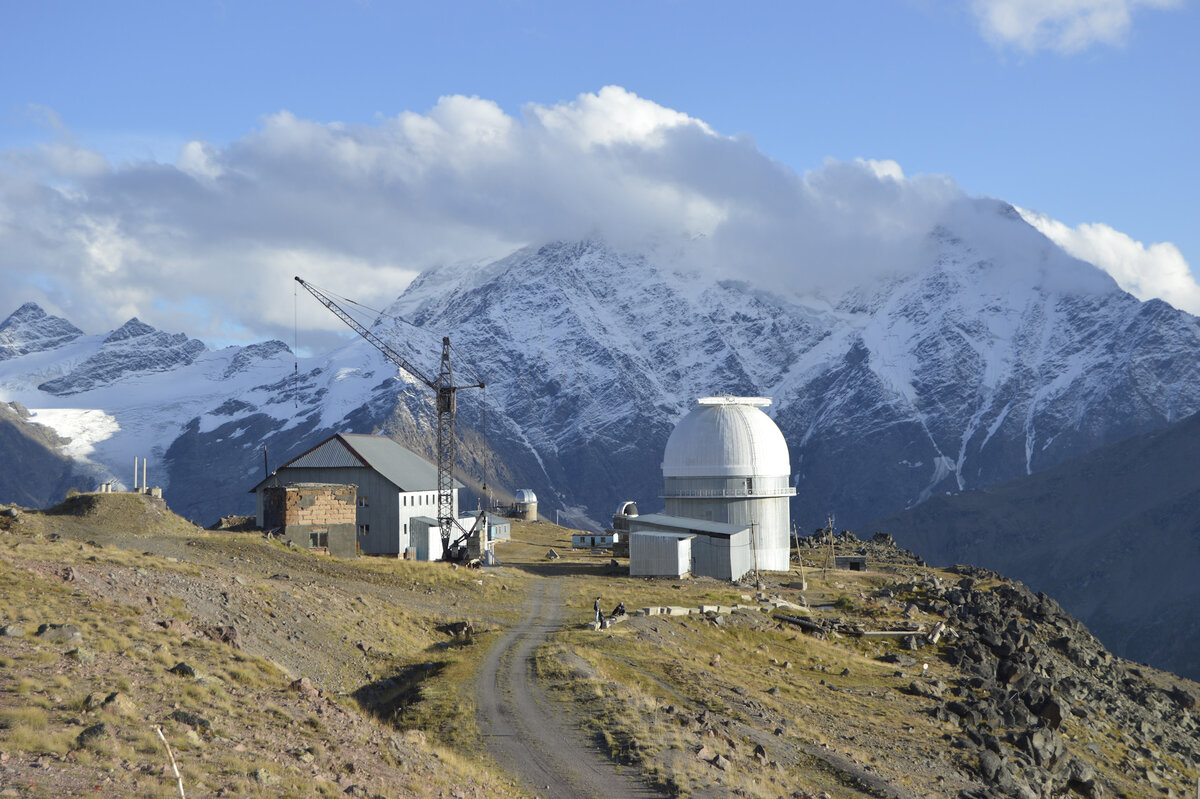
[623,513,754,581]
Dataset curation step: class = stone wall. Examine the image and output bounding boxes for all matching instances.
[262,483,357,558]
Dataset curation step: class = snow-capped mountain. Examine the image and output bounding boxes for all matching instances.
[3,198,1200,537]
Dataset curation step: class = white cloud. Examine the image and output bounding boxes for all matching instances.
[0,86,1189,348]
[1018,207,1200,312]
[971,0,1182,53]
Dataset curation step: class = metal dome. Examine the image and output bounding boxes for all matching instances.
[514,488,538,504]
[662,396,790,478]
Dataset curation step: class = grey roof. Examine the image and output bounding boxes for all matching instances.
[624,513,748,538]
[260,433,462,493]
[630,530,695,540]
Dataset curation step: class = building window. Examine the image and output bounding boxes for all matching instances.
[403,523,408,535]
[310,531,328,548]
[359,495,369,508]
[357,524,370,536]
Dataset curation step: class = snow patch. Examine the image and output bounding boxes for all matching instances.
[28,408,119,459]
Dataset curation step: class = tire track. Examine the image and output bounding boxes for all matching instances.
[476,578,665,799]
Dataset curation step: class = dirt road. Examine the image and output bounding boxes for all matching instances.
[476,578,665,799]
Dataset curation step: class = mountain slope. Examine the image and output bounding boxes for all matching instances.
[2,197,1200,539]
[869,409,1200,680]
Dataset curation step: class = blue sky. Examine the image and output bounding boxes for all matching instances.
[1,1,1196,343]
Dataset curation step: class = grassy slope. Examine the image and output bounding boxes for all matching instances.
[0,494,528,798]
[2,496,1198,798]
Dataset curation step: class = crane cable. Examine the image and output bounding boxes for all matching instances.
[293,281,299,409]
[297,278,491,500]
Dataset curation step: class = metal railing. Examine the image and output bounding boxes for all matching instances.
[660,487,796,499]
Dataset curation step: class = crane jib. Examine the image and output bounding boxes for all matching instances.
[294,275,486,561]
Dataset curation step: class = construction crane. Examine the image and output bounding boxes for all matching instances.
[294,276,487,559]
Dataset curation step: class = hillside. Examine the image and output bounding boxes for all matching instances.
[0,402,84,508]
[870,410,1200,682]
[1,493,1197,798]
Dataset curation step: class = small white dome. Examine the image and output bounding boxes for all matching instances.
[514,488,538,504]
[662,396,790,478]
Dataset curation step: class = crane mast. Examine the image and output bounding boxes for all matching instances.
[294,276,486,557]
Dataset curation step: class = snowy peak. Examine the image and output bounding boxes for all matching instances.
[0,303,84,361]
[221,340,292,380]
[37,317,207,396]
[103,318,159,343]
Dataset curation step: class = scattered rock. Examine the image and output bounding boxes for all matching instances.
[102,692,136,716]
[253,767,276,786]
[546,549,560,560]
[202,625,242,649]
[75,723,109,748]
[908,680,945,699]
[35,623,82,644]
[159,619,192,636]
[169,662,197,678]
[290,677,320,699]
[0,624,24,637]
[169,710,212,731]
[65,647,95,663]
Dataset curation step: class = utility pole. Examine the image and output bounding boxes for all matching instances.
[794,522,807,591]
[824,513,835,578]
[750,514,761,591]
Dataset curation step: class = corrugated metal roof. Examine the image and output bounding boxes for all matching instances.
[288,438,362,468]
[273,433,463,492]
[631,530,695,540]
[628,513,747,537]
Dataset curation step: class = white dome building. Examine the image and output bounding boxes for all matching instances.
[661,397,795,571]
[513,489,538,521]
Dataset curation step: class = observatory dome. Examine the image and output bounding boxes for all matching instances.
[662,397,790,478]
[514,488,538,504]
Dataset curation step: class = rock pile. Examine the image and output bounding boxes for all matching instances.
[796,529,925,567]
[897,567,1198,798]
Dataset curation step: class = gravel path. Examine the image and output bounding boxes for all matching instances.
[476,578,665,799]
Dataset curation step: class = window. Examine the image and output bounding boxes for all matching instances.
[358,495,370,508]
[310,531,328,548]
[403,523,408,534]
[357,524,370,536]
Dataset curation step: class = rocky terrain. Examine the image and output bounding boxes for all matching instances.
[872,409,1200,681]
[1,492,1197,797]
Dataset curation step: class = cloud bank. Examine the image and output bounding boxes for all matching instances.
[1019,208,1200,313]
[971,0,1183,53]
[0,87,1193,347]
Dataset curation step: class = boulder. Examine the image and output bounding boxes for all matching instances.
[35,623,82,644]
[75,723,109,748]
